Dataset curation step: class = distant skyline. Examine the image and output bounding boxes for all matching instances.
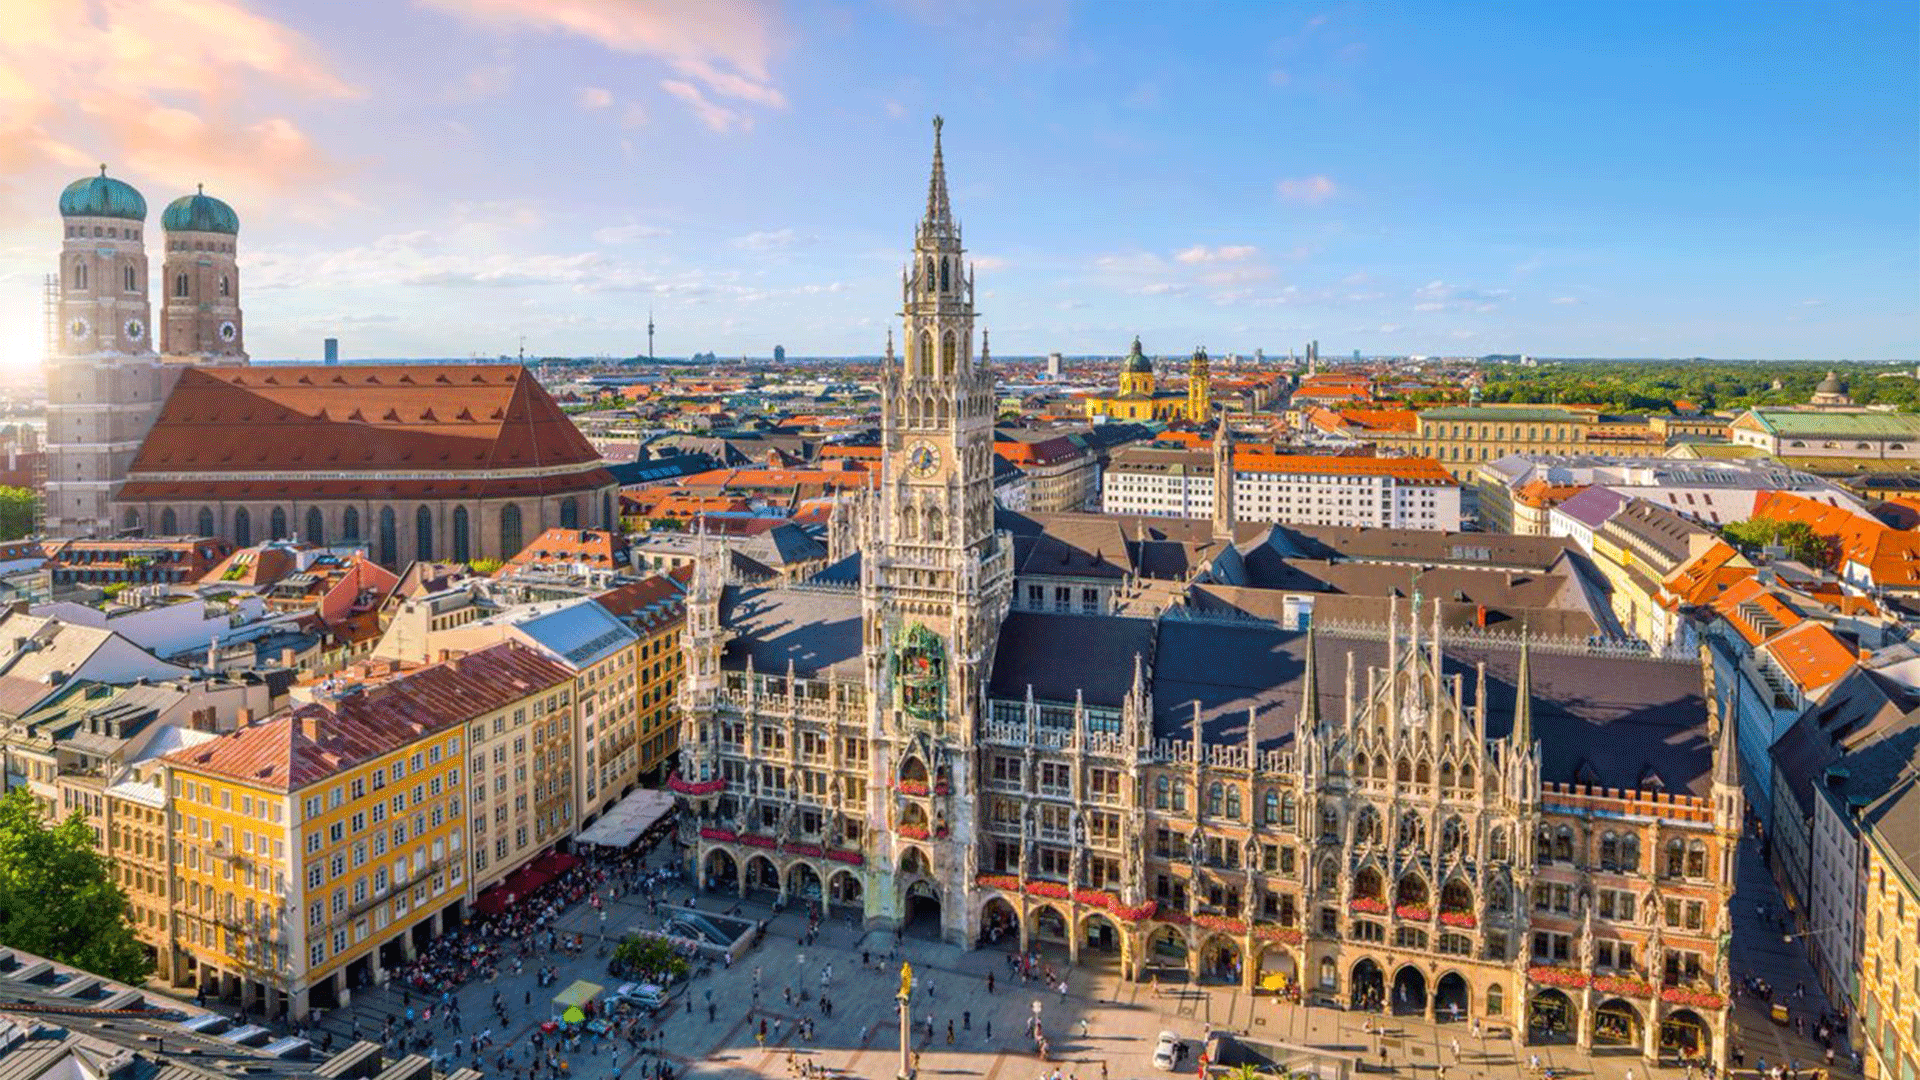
[0,0,1914,364]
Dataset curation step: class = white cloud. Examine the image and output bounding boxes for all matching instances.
[576,86,614,110]
[1175,244,1258,265]
[971,255,1009,272]
[1798,298,1826,307]
[594,223,669,244]
[1138,282,1190,296]
[661,79,752,134]
[731,228,810,250]
[423,0,789,127]
[1276,175,1338,204]
[1412,280,1510,313]
[1550,296,1581,305]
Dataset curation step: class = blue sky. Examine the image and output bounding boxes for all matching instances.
[0,0,1913,363]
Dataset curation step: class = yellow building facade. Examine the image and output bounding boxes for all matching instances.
[1375,405,1665,479]
[1859,789,1918,1080]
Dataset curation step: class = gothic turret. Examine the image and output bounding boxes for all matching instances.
[1211,413,1237,542]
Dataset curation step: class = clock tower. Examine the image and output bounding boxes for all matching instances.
[860,117,1013,942]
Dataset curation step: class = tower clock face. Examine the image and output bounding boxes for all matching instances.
[218,321,237,342]
[66,317,89,341]
[907,441,941,478]
[123,318,144,341]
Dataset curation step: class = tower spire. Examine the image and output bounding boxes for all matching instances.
[1512,628,1534,749]
[924,115,953,233]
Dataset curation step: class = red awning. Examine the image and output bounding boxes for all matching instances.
[474,865,554,916]
[534,851,579,875]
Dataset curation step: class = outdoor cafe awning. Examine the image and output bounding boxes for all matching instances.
[573,788,677,848]
[473,863,554,917]
[552,980,602,1011]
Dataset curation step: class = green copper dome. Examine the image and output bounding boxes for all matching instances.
[1122,336,1152,373]
[161,186,239,234]
[59,167,146,221]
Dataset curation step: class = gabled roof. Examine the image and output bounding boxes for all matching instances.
[1662,540,1755,608]
[1753,489,1920,587]
[1553,485,1628,530]
[1761,621,1856,695]
[122,365,611,497]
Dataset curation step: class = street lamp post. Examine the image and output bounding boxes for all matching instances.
[898,962,915,1080]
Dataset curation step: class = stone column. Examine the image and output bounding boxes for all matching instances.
[1643,999,1661,1063]
[1574,988,1592,1052]
[897,988,914,1079]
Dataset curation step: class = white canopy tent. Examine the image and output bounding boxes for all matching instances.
[575,788,677,848]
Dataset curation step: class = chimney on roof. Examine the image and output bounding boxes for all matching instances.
[280,647,297,668]
[235,707,253,728]
[299,713,323,742]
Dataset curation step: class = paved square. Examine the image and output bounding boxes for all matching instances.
[281,831,1859,1079]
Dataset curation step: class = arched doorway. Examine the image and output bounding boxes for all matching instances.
[899,846,932,877]
[1031,904,1069,947]
[979,897,1018,946]
[1392,965,1428,1016]
[1435,971,1470,1021]
[702,848,738,892]
[1529,989,1575,1043]
[828,870,863,914]
[1594,998,1642,1048]
[1147,926,1188,980]
[743,854,779,896]
[902,879,942,939]
[1659,1008,1709,1063]
[1256,946,1297,996]
[786,862,822,903]
[1199,936,1241,985]
[1350,958,1384,1010]
[1081,912,1122,960]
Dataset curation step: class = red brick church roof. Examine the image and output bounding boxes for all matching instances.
[119,365,612,500]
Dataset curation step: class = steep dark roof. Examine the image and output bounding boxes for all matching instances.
[718,584,864,678]
[989,611,1154,706]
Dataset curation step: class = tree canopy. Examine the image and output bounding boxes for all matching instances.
[1722,517,1836,569]
[0,487,34,541]
[0,789,152,983]
[1475,361,1920,414]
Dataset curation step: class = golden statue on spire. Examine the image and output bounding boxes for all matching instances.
[899,961,913,999]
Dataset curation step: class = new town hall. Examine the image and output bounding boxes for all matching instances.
[671,121,1741,1066]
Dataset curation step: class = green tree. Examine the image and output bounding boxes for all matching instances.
[1721,517,1836,569]
[0,487,35,540]
[0,788,152,983]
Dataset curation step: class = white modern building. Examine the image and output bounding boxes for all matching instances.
[1480,454,1869,535]
[1101,444,1462,530]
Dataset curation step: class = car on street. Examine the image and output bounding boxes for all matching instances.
[1152,1031,1181,1070]
[609,982,672,1013]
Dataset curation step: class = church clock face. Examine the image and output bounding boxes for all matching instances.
[907,441,941,478]
[66,317,89,341]
[123,318,144,341]
[218,321,237,343]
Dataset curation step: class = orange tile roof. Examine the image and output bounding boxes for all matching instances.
[167,642,571,790]
[1662,540,1756,608]
[594,574,687,635]
[1709,576,1806,647]
[1762,621,1856,693]
[1514,479,1589,509]
[1753,490,1920,587]
[1337,408,1418,433]
[503,527,629,572]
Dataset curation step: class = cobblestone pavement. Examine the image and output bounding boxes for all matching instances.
[163,828,1861,1079]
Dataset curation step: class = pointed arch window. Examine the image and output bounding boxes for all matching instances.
[918,331,933,378]
[233,507,252,548]
[941,331,956,376]
[452,507,471,563]
[342,506,361,542]
[196,508,214,537]
[161,508,177,535]
[924,257,935,292]
[500,504,522,560]
[415,505,433,561]
[939,257,950,292]
[305,507,324,545]
[72,262,87,290]
[1154,776,1170,810]
[174,273,188,298]
[269,506,288,540]
[1224,786,1241,821]
[377,506,397,565]
[123,265,136,292]
[1263,790,1280,825]
[559,497,579,529]
[1206,782,1223,817]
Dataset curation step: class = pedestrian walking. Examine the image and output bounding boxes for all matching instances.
[963,1010,970,1030]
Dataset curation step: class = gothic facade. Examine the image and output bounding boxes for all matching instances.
[671,120,1739,1068]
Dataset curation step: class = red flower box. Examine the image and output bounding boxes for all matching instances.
[1194,914,1247,934]
[669,775,725,796]
[1593,976,1652,998]
[739,834,777,849]
[1659,987,1726,1009]
[976,873,1019,891]
[1439,911,1477,928]
[1025,881,1070,900]
[1395,905,1432,922]
[934,783,951,795]
[699,827,736,842]
[1158,910,1191,926]
[826,849,864,866]
[782,843,823,857]
[1349,898,1387,915]
[1528,965,1589,989]
[897,825,930,840]
[1253,923,1303,945]
[895,780,929,796]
